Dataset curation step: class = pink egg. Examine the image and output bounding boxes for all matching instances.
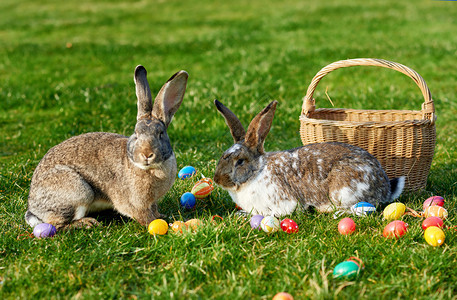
[383,220,408,238]
[280,218,299,233]
[338,217,356,235]
[423,196,444,210]
[422,216,444,230]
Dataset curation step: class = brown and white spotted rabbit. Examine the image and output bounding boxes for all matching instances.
[25,66,188,230]
[213,100,404,217]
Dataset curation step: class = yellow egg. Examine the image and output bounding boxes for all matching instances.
[424,205,448,220]
[170,221,188,233]
[383,202,406,221]
[424,226,445,246]
[185,218,204,231]
[148,219,168,236]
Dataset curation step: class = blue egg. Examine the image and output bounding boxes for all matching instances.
[333,261,360,280]
[178,166,196,179]
[351,201,376,216]
[180,192,196,209]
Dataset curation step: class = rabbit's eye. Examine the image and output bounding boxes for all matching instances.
[235,159,245,167]
[159,132,164,139]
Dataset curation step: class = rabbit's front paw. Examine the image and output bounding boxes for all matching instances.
[67,217,101,229]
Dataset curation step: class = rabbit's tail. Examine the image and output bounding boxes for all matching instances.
[389,176,405,201]
[25,210,44,228]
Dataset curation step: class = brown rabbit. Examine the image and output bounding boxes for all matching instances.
[25,66,188,229]
[213,100,404,217]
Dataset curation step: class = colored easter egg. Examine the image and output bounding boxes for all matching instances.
[424,205,448,220]
[272,292,294,300]
[350,202,376,216]
[170,221,188,233]
[280,218,299,233]
[383,220,408,238]
[383,202,406,221]
[422,217,444,230]
[338,217,356,235]
[180,192,196,209]
[191,178,214,199]
[424,226,445,246]
[423,196,444,210]
[333,261,360,280]
[185,219,204,230]
[250,215,264,230]
[178,166,196,179]
[148,219,168,236]
[33,223,57,238]
[260,216,280,233]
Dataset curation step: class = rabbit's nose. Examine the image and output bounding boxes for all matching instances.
[141,152,155,161]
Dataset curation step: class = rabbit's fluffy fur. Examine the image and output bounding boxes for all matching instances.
[213,100,404,217]
[25,66,188,230]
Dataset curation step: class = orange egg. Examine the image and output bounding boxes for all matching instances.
[424,205,448,220]
[185,218,204,231]
[170,221,188,233]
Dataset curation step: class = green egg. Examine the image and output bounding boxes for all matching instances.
[333,261,360,280]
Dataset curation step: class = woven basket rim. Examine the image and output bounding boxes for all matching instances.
[299,114,433,128]
[302,107,423,114]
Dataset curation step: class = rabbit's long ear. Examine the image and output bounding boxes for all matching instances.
[152,70,188,127]
[244,100,278,154]
[214,99,246,143]
[134,65,153,120]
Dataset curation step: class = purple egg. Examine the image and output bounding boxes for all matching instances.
[250,215,264,230]
[33,223,57,238]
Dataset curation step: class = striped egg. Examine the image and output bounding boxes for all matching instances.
[424,205,448,220]
[350,202,376,216]
[191,178,214,199]
[260,216,280,233]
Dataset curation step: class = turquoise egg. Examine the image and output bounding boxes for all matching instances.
[333,261,360,280]
[178,166,196,179]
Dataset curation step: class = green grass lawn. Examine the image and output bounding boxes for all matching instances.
[1,0,457,298]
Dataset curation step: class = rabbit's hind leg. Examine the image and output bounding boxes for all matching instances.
[27,166,96,230]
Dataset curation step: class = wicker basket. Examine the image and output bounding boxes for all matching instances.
[300,58,436,192]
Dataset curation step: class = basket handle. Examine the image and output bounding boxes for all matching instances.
[302,58,436,123]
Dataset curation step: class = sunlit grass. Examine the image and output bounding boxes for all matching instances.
[1,0,457,299]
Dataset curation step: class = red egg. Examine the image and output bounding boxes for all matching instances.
[423,196,444,210]
[338,217,356,235]
[422,216,444,230]
[280,218,299,233]
[383,220,408,238]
